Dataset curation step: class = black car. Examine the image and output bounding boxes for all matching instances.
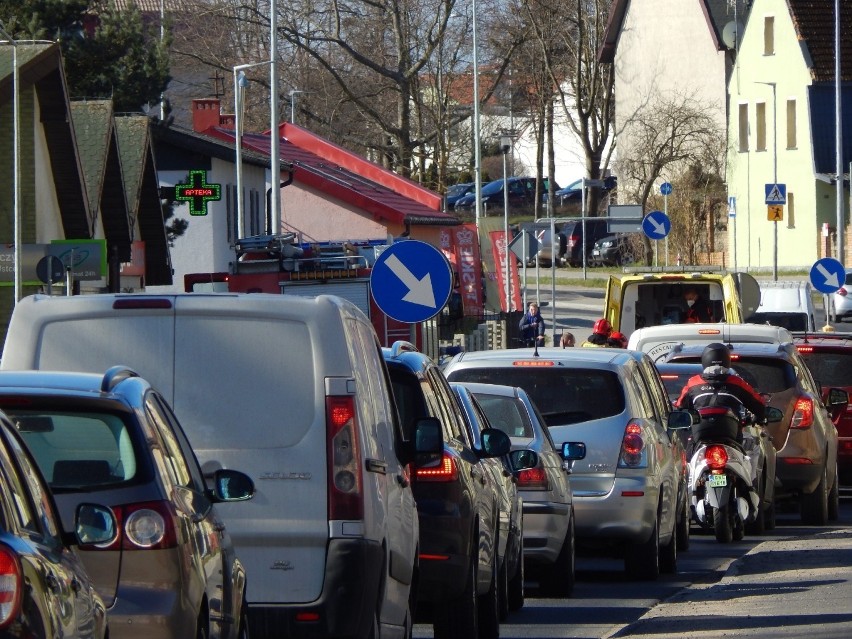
[454,177,557,215]
[0,408,113,638]
[551,217,611,267]
[590,234,636,267]
[554,175,617,207]
[445,182,474,210]
[382,342,519,639]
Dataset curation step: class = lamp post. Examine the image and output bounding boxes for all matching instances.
[835,0,844,263]
[500,134,512,311]
[0,23,20,304]
[289,90,305,124]
[233,61,272,240]
[270,0,280,235]
[472,0,482,228]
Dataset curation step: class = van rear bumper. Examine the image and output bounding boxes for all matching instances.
[247,538,384,638]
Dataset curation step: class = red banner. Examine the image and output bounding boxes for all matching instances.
[488,230,523,312]
[440,224,484,316]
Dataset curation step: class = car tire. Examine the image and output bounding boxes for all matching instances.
[539,513,575,597]
[660,520,677,574]
[237,602,250,639]
[433,553,478,639]
[196,611,209,639]
[625,516,660,580]
[828,470,840,522]
[478,552,500,639]
[745,474,766,535]
[765,496,777,530]
[676,492,691,551]
[801,465,829,526]
[507,536,525,612]
[497,547,510,621]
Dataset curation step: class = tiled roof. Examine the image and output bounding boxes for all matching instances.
[111,0,193,11]
[788,0,852,82]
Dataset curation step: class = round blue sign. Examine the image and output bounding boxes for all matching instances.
[370,240,453,323]
[809,257,846,294]
[642,211,671,240]
[660,182,673,195]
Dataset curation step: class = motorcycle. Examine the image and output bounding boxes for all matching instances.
[685,405,761,542]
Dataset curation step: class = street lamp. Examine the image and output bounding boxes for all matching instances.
[289,90,306,124]
[500,134,512,311]
[233,61,272,240]
[472,0,482,227]
[0,23,20,304]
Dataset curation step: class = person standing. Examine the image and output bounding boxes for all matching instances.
[519,302,546,347]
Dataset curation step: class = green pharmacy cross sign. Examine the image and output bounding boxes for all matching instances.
[175,170,222,216]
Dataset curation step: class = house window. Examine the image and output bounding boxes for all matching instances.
[226,185,236,244]
[738,103,749,152]
[764,16,774,55]
[786,98,797,149]
[787,192,795,229]
[249,189,261,236]
[756,102,767,151]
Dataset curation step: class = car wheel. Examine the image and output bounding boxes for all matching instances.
[237,602,250,639]
[196,611,209,639]
[801,465,829,525]
[625,515,660,580]
[676,492,691,551]
[745,474,766,535]
[713,503,733,543]
[433,553,477,639]
[507,536,524,612]
[497,548,509,621]
[828,470,840,522]
[660,519,677,574]
[765,495,777,531]
[478,552,500,639]
[539,512,575,597]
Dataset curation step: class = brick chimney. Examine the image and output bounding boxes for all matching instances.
[192,99,236,132]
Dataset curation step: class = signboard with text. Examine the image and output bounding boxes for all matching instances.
[0,240,106,285]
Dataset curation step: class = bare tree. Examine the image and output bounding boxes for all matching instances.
[615,92,725,263]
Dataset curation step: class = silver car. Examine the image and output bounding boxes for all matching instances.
[454,382,579,597]
[444,347,683,580]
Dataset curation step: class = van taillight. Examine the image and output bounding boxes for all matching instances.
[415,453,459,482]
[790,397,814,429]
[516,466,549,490]
[0,546,21,629]
[326,396,363,520]
[84,501,178,551]
[839,288,848,297]
[618,421,647,468]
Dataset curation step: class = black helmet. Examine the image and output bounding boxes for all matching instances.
[701,342,731,369]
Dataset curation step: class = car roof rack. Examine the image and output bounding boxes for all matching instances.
[622,265,725,274]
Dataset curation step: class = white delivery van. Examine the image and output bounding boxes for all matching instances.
[746,280,817,332]
[627,323,794,362]
[1,293,440,639]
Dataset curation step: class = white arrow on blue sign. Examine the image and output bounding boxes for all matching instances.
[370,240,454,323]
[642,210,671,239]
[809,257,846,294]
[660,182,673,195]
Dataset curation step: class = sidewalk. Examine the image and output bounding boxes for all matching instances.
[607,529,852,638]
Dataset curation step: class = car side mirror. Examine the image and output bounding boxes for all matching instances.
[827,388,849,409]
[75,503,118,547]
[561,441,586,461]
[509,448,538,472]
[210,469,255,502]
[480,428,511,458]
[667,409,698,429]
[414,417,443,455]
[765,406,784,423]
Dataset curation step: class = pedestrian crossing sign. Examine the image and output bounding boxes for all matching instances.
[765,183,786,205]
[767,205,784,221]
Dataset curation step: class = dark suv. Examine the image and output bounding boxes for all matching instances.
[793,332,852,482]
[382,342,517,639]
[665,342,848,525]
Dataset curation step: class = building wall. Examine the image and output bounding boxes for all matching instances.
[726,0,820,271]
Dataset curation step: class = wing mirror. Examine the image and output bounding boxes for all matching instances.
[667,408,699,429]
[211,469,255,502]
[827,388,849,408]
[480,428,511,458]
[561,441,586,474]
[509,448,539,472]
[75,503,118,547]
[765,406,784,424]
[414,417,443,455]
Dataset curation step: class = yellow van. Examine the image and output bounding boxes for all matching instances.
[604,266,761,338]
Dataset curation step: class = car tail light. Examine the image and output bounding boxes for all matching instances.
[705,445,728,470]
[790,397,814,429]
[796,345,814,354]
[0,546,21,629]
[415,453,459,482]
[516,466,549,490]
[839,287,848,297]
[567,234,580,248]
[326,396,363,520]
[618,421,647,468]
[78,500,178,551]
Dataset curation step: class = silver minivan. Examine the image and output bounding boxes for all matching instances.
[1,293,441,639]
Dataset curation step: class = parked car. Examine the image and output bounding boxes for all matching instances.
[450,383,525,618]
[832,268,852,321]
[0,367,255,639]
[454,177,557,215]
[445,182,474,210]
[443,347,684,580]
[0,407,112,638]
[654,360,778,533]
[590,234,636,267]
[664,342,847,525]
[0,292,436,639]
[533,217,610,268]
[382,342,516,639]
[793,332,852,482]
[453,382,581,597]
[554,175,617,207]
[746,280,817,332]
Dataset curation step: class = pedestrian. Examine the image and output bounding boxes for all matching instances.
[683,287,714,323]
[582,318,611,347]
[519,302,546,347]
[560,332,575,348]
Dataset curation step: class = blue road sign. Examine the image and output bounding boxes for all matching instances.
[642,210,671,240]
[810,257,846,294]
[370,240,453,323]
[765,183,787,205]
[660,182,673,195]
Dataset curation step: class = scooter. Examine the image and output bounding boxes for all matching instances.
[687,406,760,543]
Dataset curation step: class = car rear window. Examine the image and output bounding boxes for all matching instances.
[7,410,141,491]
[668,355,795,394]
[658,373,693,402]
[471,393,533,437]
[797,350,852,388]
[446,368,625,426]
[746,312,808,331]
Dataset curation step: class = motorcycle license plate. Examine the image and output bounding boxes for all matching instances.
[707,474,727,488]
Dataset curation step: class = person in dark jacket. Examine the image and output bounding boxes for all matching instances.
[519,302,546,346]
[582,318,611,347]
[683,287,714,323]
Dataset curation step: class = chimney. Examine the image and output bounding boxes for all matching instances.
[192,98,222,132]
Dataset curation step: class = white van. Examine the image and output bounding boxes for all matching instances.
[747,280,817,332]
[627,323,794,362]
[1,293,440,639]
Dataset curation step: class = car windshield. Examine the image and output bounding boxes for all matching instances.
[797,350,852,388]
[7,409,141,491]
[447,184,471,196]
[471,393,533,437]
[447,368,625,427]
